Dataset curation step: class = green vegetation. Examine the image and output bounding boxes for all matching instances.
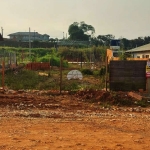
[0,46,106,63]
[0,46,106,91]
[4,70,41,90]
[0,68,105,91]
[81,69,93,75]
[68,21,95,41]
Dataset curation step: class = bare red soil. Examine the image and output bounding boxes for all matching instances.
[0,90,150,150]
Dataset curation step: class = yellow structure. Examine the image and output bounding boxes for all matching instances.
[106,49,120,63]
[107,49,149,63]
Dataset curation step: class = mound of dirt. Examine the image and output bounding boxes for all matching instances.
[75,89,137,106]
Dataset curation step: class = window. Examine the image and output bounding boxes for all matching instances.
[146,55,149,58]
[137,56,140,58]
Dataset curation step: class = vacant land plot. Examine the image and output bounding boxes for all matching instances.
[0,91,150,150]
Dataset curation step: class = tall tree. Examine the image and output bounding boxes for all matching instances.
[97,34,115,46]
[120,38,130,50]
[68,21,95,41]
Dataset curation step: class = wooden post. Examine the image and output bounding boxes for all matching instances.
[60,57,63,94]
[105,56,108,91]
[2,61,5,90]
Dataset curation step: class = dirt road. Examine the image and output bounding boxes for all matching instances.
[0,91,150,150]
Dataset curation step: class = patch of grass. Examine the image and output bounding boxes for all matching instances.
[100,102,111,109]
[135,100,149,107]
[111,91,135,106]
[62,80,81,91]
[3,70,45,90]
[0,67,105,91]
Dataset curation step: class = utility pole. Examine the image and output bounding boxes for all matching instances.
[1,27,3,38]
[63,32,64,39]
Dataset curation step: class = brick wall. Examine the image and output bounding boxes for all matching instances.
[25,62,50,70]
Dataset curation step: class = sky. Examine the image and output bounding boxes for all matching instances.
[0,0,150,39]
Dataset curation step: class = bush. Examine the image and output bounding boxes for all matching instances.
[4,70,41,90]
[99,67,106,76]
[37,55,68,68]
[62,80,80,91]
[81,69,93,75]
[93,70,100,76]
[50,57,68,68]
[38,55,50,62]
[135,100,149,107]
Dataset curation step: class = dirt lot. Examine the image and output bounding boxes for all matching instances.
[0,90,150,150]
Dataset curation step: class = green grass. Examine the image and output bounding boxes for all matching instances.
[0,68,103,91]
[3,70,42,90]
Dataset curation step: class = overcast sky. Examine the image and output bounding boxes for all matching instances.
[0,0,150,39]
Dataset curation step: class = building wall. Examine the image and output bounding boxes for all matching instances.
[9,34,49,42]
[130,51,150,59]
[107,49,150,62]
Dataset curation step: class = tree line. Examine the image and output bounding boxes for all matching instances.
[66,21,150,50]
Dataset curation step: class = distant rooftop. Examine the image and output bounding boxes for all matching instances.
[126,43,150,52]
[8,32,49,37]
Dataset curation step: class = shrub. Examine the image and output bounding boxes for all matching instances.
[81,69,93,75]
[4,70,41,90]
[93,70,100,76]
[62,80,80,91]
[50,57,68,68]
[99,67,106,76]
[38,55,50,62]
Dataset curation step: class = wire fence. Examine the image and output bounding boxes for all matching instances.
[0,49,17,70]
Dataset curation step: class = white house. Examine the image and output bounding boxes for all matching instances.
[126,43,150,59]
[8,32,50,42]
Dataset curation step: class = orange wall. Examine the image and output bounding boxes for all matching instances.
[106,49,149,62]
[107,49,119,62]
